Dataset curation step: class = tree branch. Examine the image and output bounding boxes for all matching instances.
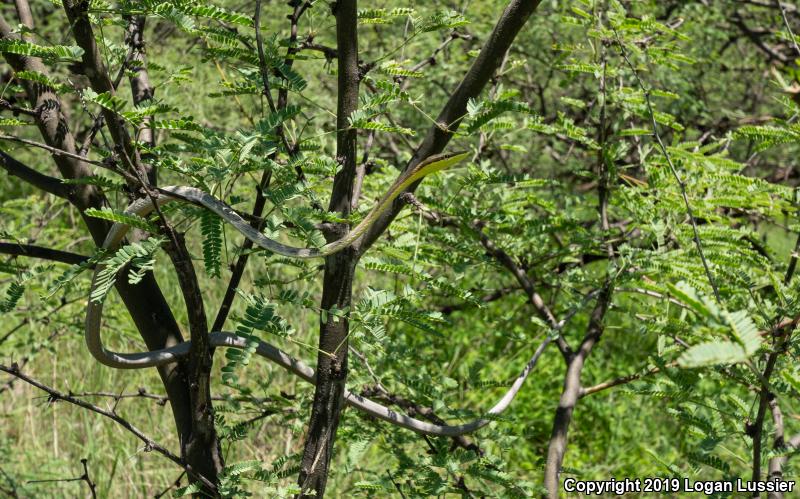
[27,458,97,499]
[613,27,721,303]
[212,0,312,332]
[579,362,675,398]
[0,12,209,485]
[477,229,574,360]
[124,15,156,185]
[62,0,147,182]
[297,0,360,495]
[13,0,34,34]
[357,0,544,253]
[0,364,216,493]
[163,230,224,486]
[545,41,614,495]
[0,150,69,198]
[544,284,612,497]
[0,134,110,168]
[0,242,88,266]
[400,192,573,358]
[768,406,800,499]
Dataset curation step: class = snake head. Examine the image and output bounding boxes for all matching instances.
[411,151,471,181]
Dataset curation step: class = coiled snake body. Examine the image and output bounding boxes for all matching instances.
[86,151,550,436]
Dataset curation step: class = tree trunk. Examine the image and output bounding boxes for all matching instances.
[297,0,360,495]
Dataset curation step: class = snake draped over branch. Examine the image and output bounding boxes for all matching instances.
[85,150,551,436]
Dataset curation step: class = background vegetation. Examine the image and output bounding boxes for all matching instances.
[2,0,800,497]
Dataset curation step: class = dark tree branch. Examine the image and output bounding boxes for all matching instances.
[153,471,187,499]
[0,12,211,486]
[749,195,800,488]
[62,0,147,183]
[297,0,360,495]
[0,15,105,219]
[579,362,675,398]
[212,0,312,332]
[545,45,614,495]
[731,13,792,63]
[62,4,227,488]
[69,389,170,406]
[613,27,721,303]
[211,169,272,332]
[439,286,519,315]
[124,14,156,185]
[751,342,782,487]
[77,37,135,158]
[0,150,69,198]
[13,0,34,35]
[255,0,295,161]
[350,130,374,211]
[0,364,216,493]
[400,191,574,358]
[163,231,224,487]
[79,459,97,499]
[399,31,470,91]
[278,0,312,111]
[477,230,574,360]
[768,406,800,499]
[28,458,97,499]
[299,40,338,60]
[0,134,109,167]
[357,0,544,253]
[0,242,88,266]
[0,97,37,116]
[543,284,612,497]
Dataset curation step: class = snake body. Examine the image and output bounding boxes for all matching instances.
[146,151,472,258]
[86,151,550,436]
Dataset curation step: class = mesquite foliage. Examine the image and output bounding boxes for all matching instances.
[2,0,800,497]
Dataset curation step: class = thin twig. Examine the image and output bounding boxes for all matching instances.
[0,150,70,198]
[580,362,677,398]
[154,471,186,499]
[255,0,294,158]
[0,98,36,116]
[612,27,721,303]
[0,242,89,266]
[779,1,800,284]
[80,459,97,499]
[27,458,96,499]
[0,364,217,493]
[776,0,800,54]
[0,135,108,167]
[68,389,170,406]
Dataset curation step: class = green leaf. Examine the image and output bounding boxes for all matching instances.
[0,281,25,313]
[722,310,761,355]
[91,238,165,303]
[172,482,202,497]
[0,39,83,61]
[666,282,715,319]
[678,341,748,368]
[199,210,223,278]
[85,208,157,233]
[82,88,127,113]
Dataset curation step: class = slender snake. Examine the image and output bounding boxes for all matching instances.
[85,151,550,436]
